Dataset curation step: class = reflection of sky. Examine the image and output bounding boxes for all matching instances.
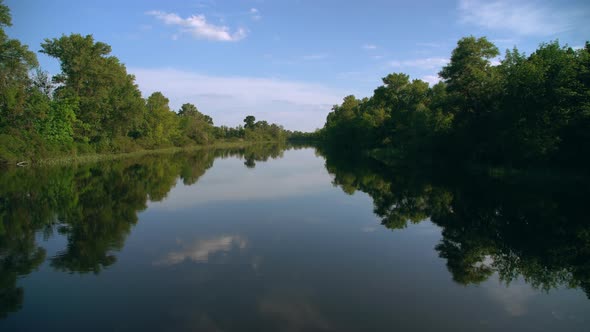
[484,278,536,317]
[154,235,247,266]
[259,288,333,332]
[148,149,334,209]
[12,148,590,332]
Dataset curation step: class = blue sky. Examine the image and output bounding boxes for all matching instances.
[6,0,590,131]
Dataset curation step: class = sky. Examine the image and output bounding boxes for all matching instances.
[6,0,590,131]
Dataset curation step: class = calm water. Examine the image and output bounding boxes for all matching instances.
[1,145,589,331]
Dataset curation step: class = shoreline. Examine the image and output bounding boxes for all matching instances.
[13,141,279,167]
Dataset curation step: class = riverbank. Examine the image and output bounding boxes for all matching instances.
[8,141,281,167]
[366,147,589,182]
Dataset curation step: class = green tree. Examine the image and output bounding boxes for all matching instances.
[0,0,38,130]
[438,36,501,162]
[35,98,77,148]
[439,36,500,116]
[40,34,144,147]
[244,115,256,129]
[178,102,214,145]
[141,92,179,147]
[498,42,590,166]
[178,103,199,117]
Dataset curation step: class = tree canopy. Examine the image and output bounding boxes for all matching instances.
[318,36,590,171]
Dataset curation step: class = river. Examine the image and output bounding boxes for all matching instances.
[1,145,588,331]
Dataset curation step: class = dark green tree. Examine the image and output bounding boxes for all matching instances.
[243,115,256,129]
[0,0,38,129]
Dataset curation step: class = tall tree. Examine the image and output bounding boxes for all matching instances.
[40,34,144,147]
[142,92,179,147]
[439,36,500,116]
[0,0,38,130]
[439,36,501,162]
[178,103,214,144]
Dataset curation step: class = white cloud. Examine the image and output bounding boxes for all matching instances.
[484,279,536,316]
[390,57,449,70]
[416,42,440,48]
[154,235,247,266]
[302,53,329,61]
[147,10,247,41]
[458,0,576,36]
[130,67,345,131]
[250,8,262,21]
[421,75,441,86]
[362,44,377,50]
[491,38,518,46]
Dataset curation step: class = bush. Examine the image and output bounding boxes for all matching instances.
[111,136,141,153]
[0,134,26,163]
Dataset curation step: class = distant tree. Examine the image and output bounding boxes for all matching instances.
[178,103,199,117]
[177,102,214,144]
[142,92,179,147]
[244,115,256,129]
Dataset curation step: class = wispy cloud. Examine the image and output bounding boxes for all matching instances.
[484,279,536,317]
[421,75,441,86]
[147,10,247,41]
[302,53,329,61]
[250,8,262,21]
[131,68,345,131]
[491,38,518,45]
[362,44,377,50]
[154,235,247,266]
[458,0,577,36]
[416,42,440,48]
[390,57,449,70]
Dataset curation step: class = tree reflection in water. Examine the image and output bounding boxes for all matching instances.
[0,144,286,317]
[1,143,588,319]
[318,146,590,297]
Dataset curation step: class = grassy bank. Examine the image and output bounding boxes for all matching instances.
[15,141,274,167]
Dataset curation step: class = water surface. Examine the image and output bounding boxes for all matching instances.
[1,145,588,331]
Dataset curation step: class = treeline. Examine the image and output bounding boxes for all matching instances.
[0,2,288,164]
[319,36,590,171]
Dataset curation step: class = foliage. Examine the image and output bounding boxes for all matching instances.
[0,144,287,317]
[0,2,289,164]
[178,102,214,145]
[40,34,145,145]
[317,146,590,297]
[319,37,590,171]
